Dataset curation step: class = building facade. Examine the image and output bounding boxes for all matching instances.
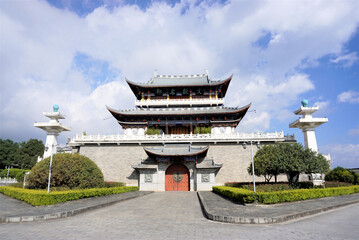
[69,72,294,191]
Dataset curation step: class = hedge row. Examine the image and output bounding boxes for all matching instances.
[212,186,256,203]
[0,168,30,182]
[225,181,314,190]
[213,185,359,204]
[0,186,139,206]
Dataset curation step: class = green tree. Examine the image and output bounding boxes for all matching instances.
[247,145,281,182]
[276,143,306,185]
[15,139,44,169]
[248,143,330,186]
[0,139,19,169]
[325,167,359,184]
[302,148,330,175]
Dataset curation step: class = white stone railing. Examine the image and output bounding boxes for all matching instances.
[69,131,291,145]
[135,97,224,107]
[0,177,17,186]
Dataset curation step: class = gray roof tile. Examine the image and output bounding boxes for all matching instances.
[144,144,208,156]
[126,74,231,87]
[107,104,251,116]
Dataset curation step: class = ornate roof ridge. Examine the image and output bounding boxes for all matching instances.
[107,104,251,113]
[144,144,209,157]
[125,74,232,86]
[153,73,207,79]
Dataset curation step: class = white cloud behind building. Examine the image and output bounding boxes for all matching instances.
[1,0,359,167]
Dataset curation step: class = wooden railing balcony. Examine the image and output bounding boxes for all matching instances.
[135,97,225,107]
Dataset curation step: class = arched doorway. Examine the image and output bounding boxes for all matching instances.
[165,163,190,191]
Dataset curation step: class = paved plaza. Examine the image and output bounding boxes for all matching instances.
[0,192,358,240]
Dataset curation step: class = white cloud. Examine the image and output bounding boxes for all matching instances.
[337,90,359,104]
[269,33,281,45]
[241,111,270,132]
[330,52,358,67]
[314,101,329,110]
[229,73,314,130]
[348,125,359,136]
[321,144,359,168]
[313,100,330,116]
[67,80,131,134]
[1,0,359,143]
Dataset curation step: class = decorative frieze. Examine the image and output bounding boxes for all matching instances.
[201,173,210,183]
[145,174,153,183]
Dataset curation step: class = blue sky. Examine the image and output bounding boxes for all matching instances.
[1,0,358,168]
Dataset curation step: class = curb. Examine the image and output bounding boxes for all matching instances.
[1,191,153,223]
[197,192,359,224]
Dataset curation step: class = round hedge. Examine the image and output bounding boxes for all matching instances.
[27,153,104,189]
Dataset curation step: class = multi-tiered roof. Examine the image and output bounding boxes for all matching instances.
[107,72,250,134]
[126,73,232,101]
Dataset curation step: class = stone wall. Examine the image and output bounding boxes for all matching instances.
[76,142,287,186]
[77,145,147,186]
[207,143,286,183]
[208,143,259,183]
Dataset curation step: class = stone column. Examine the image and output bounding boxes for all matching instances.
[303,128,318,152]
[43,132,59,159]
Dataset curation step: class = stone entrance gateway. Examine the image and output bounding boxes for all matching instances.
[165,164,190,191]
[131,144,223,191]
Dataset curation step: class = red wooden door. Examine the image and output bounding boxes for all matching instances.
[165,164,190,191]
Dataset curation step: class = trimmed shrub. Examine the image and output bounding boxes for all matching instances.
[26,153,104,189]
[9,182,24,188]
[239,183,293,192]
[224,182,313,192]
[256,186,359,204]
[15,170,30,182]
[145,128,161,135]
[104,181,125,188]
[0,186,139,206]
[295,181,314,189]
[194,126,212,134]
[225,181,290,187]
[0,168,30,182]
[213,185,359,204]
[212,186,256,203]
[324,181,352,188]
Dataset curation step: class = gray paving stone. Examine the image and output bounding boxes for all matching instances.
[1,189,358,227]
[0,192,358,240]
[198,191,359,224]
[0,190,152,222]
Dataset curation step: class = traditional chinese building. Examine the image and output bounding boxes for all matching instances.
[107,73,250,136]
[69,72,294,191]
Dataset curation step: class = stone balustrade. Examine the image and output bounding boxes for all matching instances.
[68,131,293,146]
[0,177,17,186]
